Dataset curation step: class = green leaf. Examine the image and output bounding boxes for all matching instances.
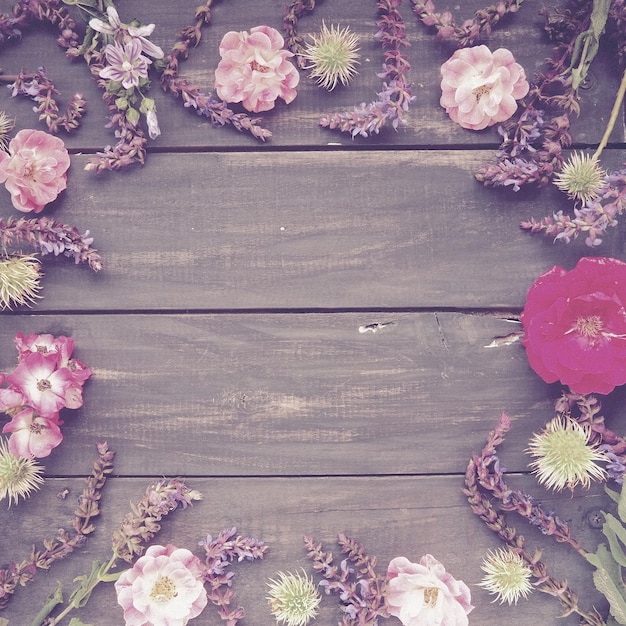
[604,514,626,568]
[568,0,612,90]
[69,619,95,626]
[30,581,63,626]
[68,561,104,609]
[62,0,99,7]
[125,107,141,126]
[594,566,626,624]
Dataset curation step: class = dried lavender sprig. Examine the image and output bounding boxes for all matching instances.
[283,0,317,67]
[472,412,585,553]
[464,459,606,625]
[318,0,413,138]
[158,0,272,142]
[410,0,524,47]
[0,215,103,271]
[199,527,268,624]
[520,166,626,246]
[112,477,202,563]
[304,533,388,625]
[5,66,86,134]
[0,442,115,610]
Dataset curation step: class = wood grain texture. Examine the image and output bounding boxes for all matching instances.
[2,149,625,312]
[0,476,611,626]
[1,312,625,478]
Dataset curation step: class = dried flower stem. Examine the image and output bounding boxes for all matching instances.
[158,0,272,142]
[200,527,268,624]
[0,442,115,610]
[304,533,388,625]
[0,216,102,272]
[465,420,606,625]
[283,0,317,67]
[410,0,525,47]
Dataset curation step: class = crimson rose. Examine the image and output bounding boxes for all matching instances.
[521,256,626,395]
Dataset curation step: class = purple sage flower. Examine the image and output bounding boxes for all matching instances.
[99,40,151,89]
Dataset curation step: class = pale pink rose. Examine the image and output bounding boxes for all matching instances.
[386,555,473,626]
[3,408,63,458]
[214,25,299,113]
[0,129,70,213]
[440,45,529,131]
[115,544,208,626]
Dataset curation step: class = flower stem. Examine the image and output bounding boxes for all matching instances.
[593,67,626,160]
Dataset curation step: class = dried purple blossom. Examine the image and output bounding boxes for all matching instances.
[6,66,86,133]
[199,527,268,624]
[112,478,202,563]
[0,216,102,271]
[0,442,114,610]
[304,533,388,625]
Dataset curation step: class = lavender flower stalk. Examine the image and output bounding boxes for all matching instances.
[465,423,605,624]
[200,527,268,624]
[0,442,115,610]
[410,0,524,47]
[304,533,388,625]
[0,216,102,271]
[316,0,414,138]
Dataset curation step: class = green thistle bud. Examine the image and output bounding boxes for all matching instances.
[526,416,607,492]
[553,152,606,204]
[479,548,533,605]
[301,22,360,91]
[267,570,321,626]
[0,439,45,507]
[0,254,43,310]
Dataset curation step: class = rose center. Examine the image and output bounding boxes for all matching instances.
[150,575,178,604]
[29,422,44,434]
[472,84,492,101]
[36,379,52,392]
[250,60,270,73]
[574,315,603,338]
[423,586,439,607]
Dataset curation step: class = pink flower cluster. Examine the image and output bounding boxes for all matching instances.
[0,332,91,458]
[521,256,626,395]
[386,555,473,626]
[0,129,71,213]
[214,25,299,113]
[440,45,529,131]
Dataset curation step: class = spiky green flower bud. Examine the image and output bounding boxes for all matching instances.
[0,254,43,310]
[553,152,606,204]
[301,22,360,91]
[479,548,533,605]
[267,570,321,626]
[0,439,45,507]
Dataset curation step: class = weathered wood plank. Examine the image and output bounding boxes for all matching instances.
[2,149,624,312]
[0,475,610,625]
[0,0,620,150]
[2,312,622,477]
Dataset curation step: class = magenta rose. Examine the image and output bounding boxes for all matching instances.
[386,555,473,626]
[214,25,299,113]
[440,45,529,131]
[115,544,208,626]
[521,256,626,395]
[0,129,70,213]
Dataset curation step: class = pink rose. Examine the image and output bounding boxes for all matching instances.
[3,408,63,458]
[386,555,473,626]
[521,256,626,395]
[440,45,529,131]
[115,544,208,626]
[0,129,70,213]
[214,25,299,113]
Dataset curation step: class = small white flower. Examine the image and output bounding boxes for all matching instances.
[479,548,533,605]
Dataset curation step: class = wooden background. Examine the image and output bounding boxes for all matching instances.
[0,0,625,624]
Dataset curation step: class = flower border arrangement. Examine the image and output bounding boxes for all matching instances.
[1,1,626,625]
